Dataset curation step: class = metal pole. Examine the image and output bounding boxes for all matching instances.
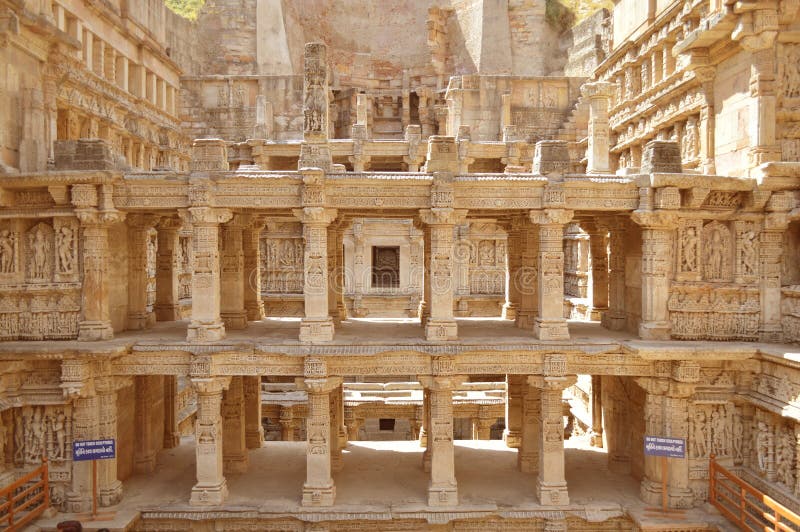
[661,455,668,513]
[92,459,98,520]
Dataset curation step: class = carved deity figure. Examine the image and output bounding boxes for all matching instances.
[756,421,770,472]
[711,408,728,456]
[51,412,65,460]
[692,410,708,458]
[681,227,698,272]
[732,415,743,463]
[56,226,74,273]
[0,230,15,273]
[740,230,756,276]
[681,117,699,160]
[25,408,44,464]
[479,240,495,266]
[707,230,723,279]
[775,426,796,488]
[29,228,48,278]
[13,414,24,463]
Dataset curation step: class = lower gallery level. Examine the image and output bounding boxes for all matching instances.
[3,331,798,531]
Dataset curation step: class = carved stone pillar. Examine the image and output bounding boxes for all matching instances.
[134,376,158,474]
[327,222,344,324]
[186,207,233,342]
[302,376,341,506]
[589,375,603,448]
[162,375,180,449]
[504,219,521,320]
[586,224,609,321]
[421,387,431,471]
[759,209,789,341]
[279,407,294,441]
[475,415,493,440]
[191,376,230,506]
[419,375,461,506]
[220,217,248,329]
[293,205,338,343]
[330,384,343,472]
[68,394,98,512]
[531,209,573,340]
[504,375,523,448]
[243,376,263,449]
[300,42,332,172]
[602,218,627,330]
[515,220,539,330]
[631,211,677,340]
[531,372,575,506]
[155,218,182,321]
[419,207,465,341]
[243,220,265,322]
[74,185,125,341]
[127,214,159,330]
[96,377,123,506]
[518,381,540,473]
[581,82,614,174]
[222,376,248,474]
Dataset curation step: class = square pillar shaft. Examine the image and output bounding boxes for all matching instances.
[222,376,249,474]
[155,221,181,321]
[531,210,573,340]
[244,376,264,449]
[191,377,230,505]
[220,220,247,330]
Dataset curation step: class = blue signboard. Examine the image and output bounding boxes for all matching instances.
[644,436,685,458]
[73,439,116,462]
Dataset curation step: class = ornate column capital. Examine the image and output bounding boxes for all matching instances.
[186,207,233,226]
[529,209,574,226]
[418,375,466,391]
[302,377,343,395]
[292,207,338,226]
[631,210,679,229]
[190,376,231,395]
[580,81,615,100]
[418,208,467,226]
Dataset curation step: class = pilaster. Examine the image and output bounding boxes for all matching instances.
[515,219,539,330]
[759,207,789,341]
[244,376,264,449]
[602,217,627,330]
[518,380,540,473]
[134,376,158,474]
[220,215,249,330]
[585,222,609,321]
[631,210,678,340]
[590,375,603,448]
[127,214,159,330]
[155,217,182,321]
[222,376,248,474]
[243,219,266,321]
[73,184,125,341]
[95,375,124,506]
[163,375,180,449]
[530,209,573,340]
[190,376,231,506]
[503,374,523,448]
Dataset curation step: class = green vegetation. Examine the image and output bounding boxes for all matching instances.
[165,0,205,20]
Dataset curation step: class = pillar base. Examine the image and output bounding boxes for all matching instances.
[425,319,458,341]
[423,448,431,472]
[589,429,604,448]
[164,431,181,449]
[187,320,226,342]
[245,302,264,322]
[589,306,608,321]
[302,483,335,506]
[98,480,123,507]
[155,303,180,322]
[601,312,626,331]
[534,318,569,340]
[223,453,249,474]
[78,320,114,341]
[190,479,229,506]
[758,325,783,343]
[299,317,335,343]
[518,452,538,473]
[638,321,670,340]
[221,311,248,330]
[127,311,151,330]
[536,480,569,506]
[134,455,157,474]
[515,311,536,330]
[246,428,264,449]
[640,478,663,506]
[503,303,516,320]
[503,429,521,448]
[427,482,458,506]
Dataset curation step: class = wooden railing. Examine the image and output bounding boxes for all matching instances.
[0,458,50,532]
[709,455,800,532]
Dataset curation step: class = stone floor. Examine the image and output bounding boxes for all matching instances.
[33,435,731,531]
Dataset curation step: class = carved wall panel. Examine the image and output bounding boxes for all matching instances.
[668,286,759,340]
